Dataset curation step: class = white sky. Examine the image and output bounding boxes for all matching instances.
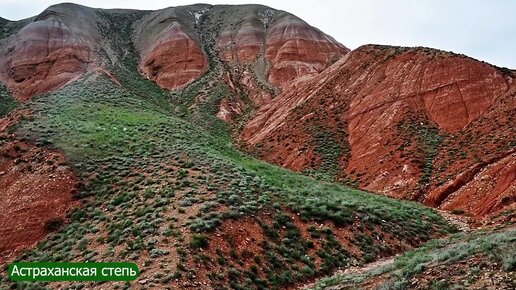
[1,0,514,68]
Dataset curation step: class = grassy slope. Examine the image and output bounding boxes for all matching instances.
[0,85,17,117]
[310,224,515,290]
[0,69,455,289]
[0,10,454,290]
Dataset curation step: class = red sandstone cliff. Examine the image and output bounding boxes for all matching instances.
[0,4,348,106]
[135,4,348,110]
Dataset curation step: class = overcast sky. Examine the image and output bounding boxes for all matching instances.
[1,0,514,68]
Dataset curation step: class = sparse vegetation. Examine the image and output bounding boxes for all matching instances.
[0,8,461,290]
[0,85,16,117]
[309,226,516,290]
[396,117,443,188]
[0,64,452,288]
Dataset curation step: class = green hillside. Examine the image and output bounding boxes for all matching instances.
[0,54,454,289]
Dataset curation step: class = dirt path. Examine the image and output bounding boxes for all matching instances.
[338,256,395,276]
[298,255,396,289]
[298,210,474,289]
[437,210,474,232]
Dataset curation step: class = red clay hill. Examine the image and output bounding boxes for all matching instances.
[0,3,349,260]
[0,3,513,223]
[241,45,515,219]
[0,3,101,101]
[0,109,78,263]
[135,4,348,106]
[0,4,347,102]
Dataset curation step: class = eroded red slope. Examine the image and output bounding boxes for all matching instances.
[136,4,349,103]
[0,110,78,263]
[215,6,349,109]
[136,5,209,90]
[0,4,99,101]
[217,8,348,90]
[241,45,515,218]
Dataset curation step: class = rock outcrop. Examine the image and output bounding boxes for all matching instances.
[135,5,209,90]
[217,13,264,63]
[264,12,348,89]
[0,4,349,107]
[0,3,99,101]
[216,6,349,90]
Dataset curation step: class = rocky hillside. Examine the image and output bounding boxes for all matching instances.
[0,2,514,290]
[241,45,516,219]
[0,4,456,289]
[0,3,347,103]
[0,3,100,101]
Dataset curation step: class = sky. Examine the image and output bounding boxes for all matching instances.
[1,0,514,68]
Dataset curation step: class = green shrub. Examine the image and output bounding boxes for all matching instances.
[189,234,208,249]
